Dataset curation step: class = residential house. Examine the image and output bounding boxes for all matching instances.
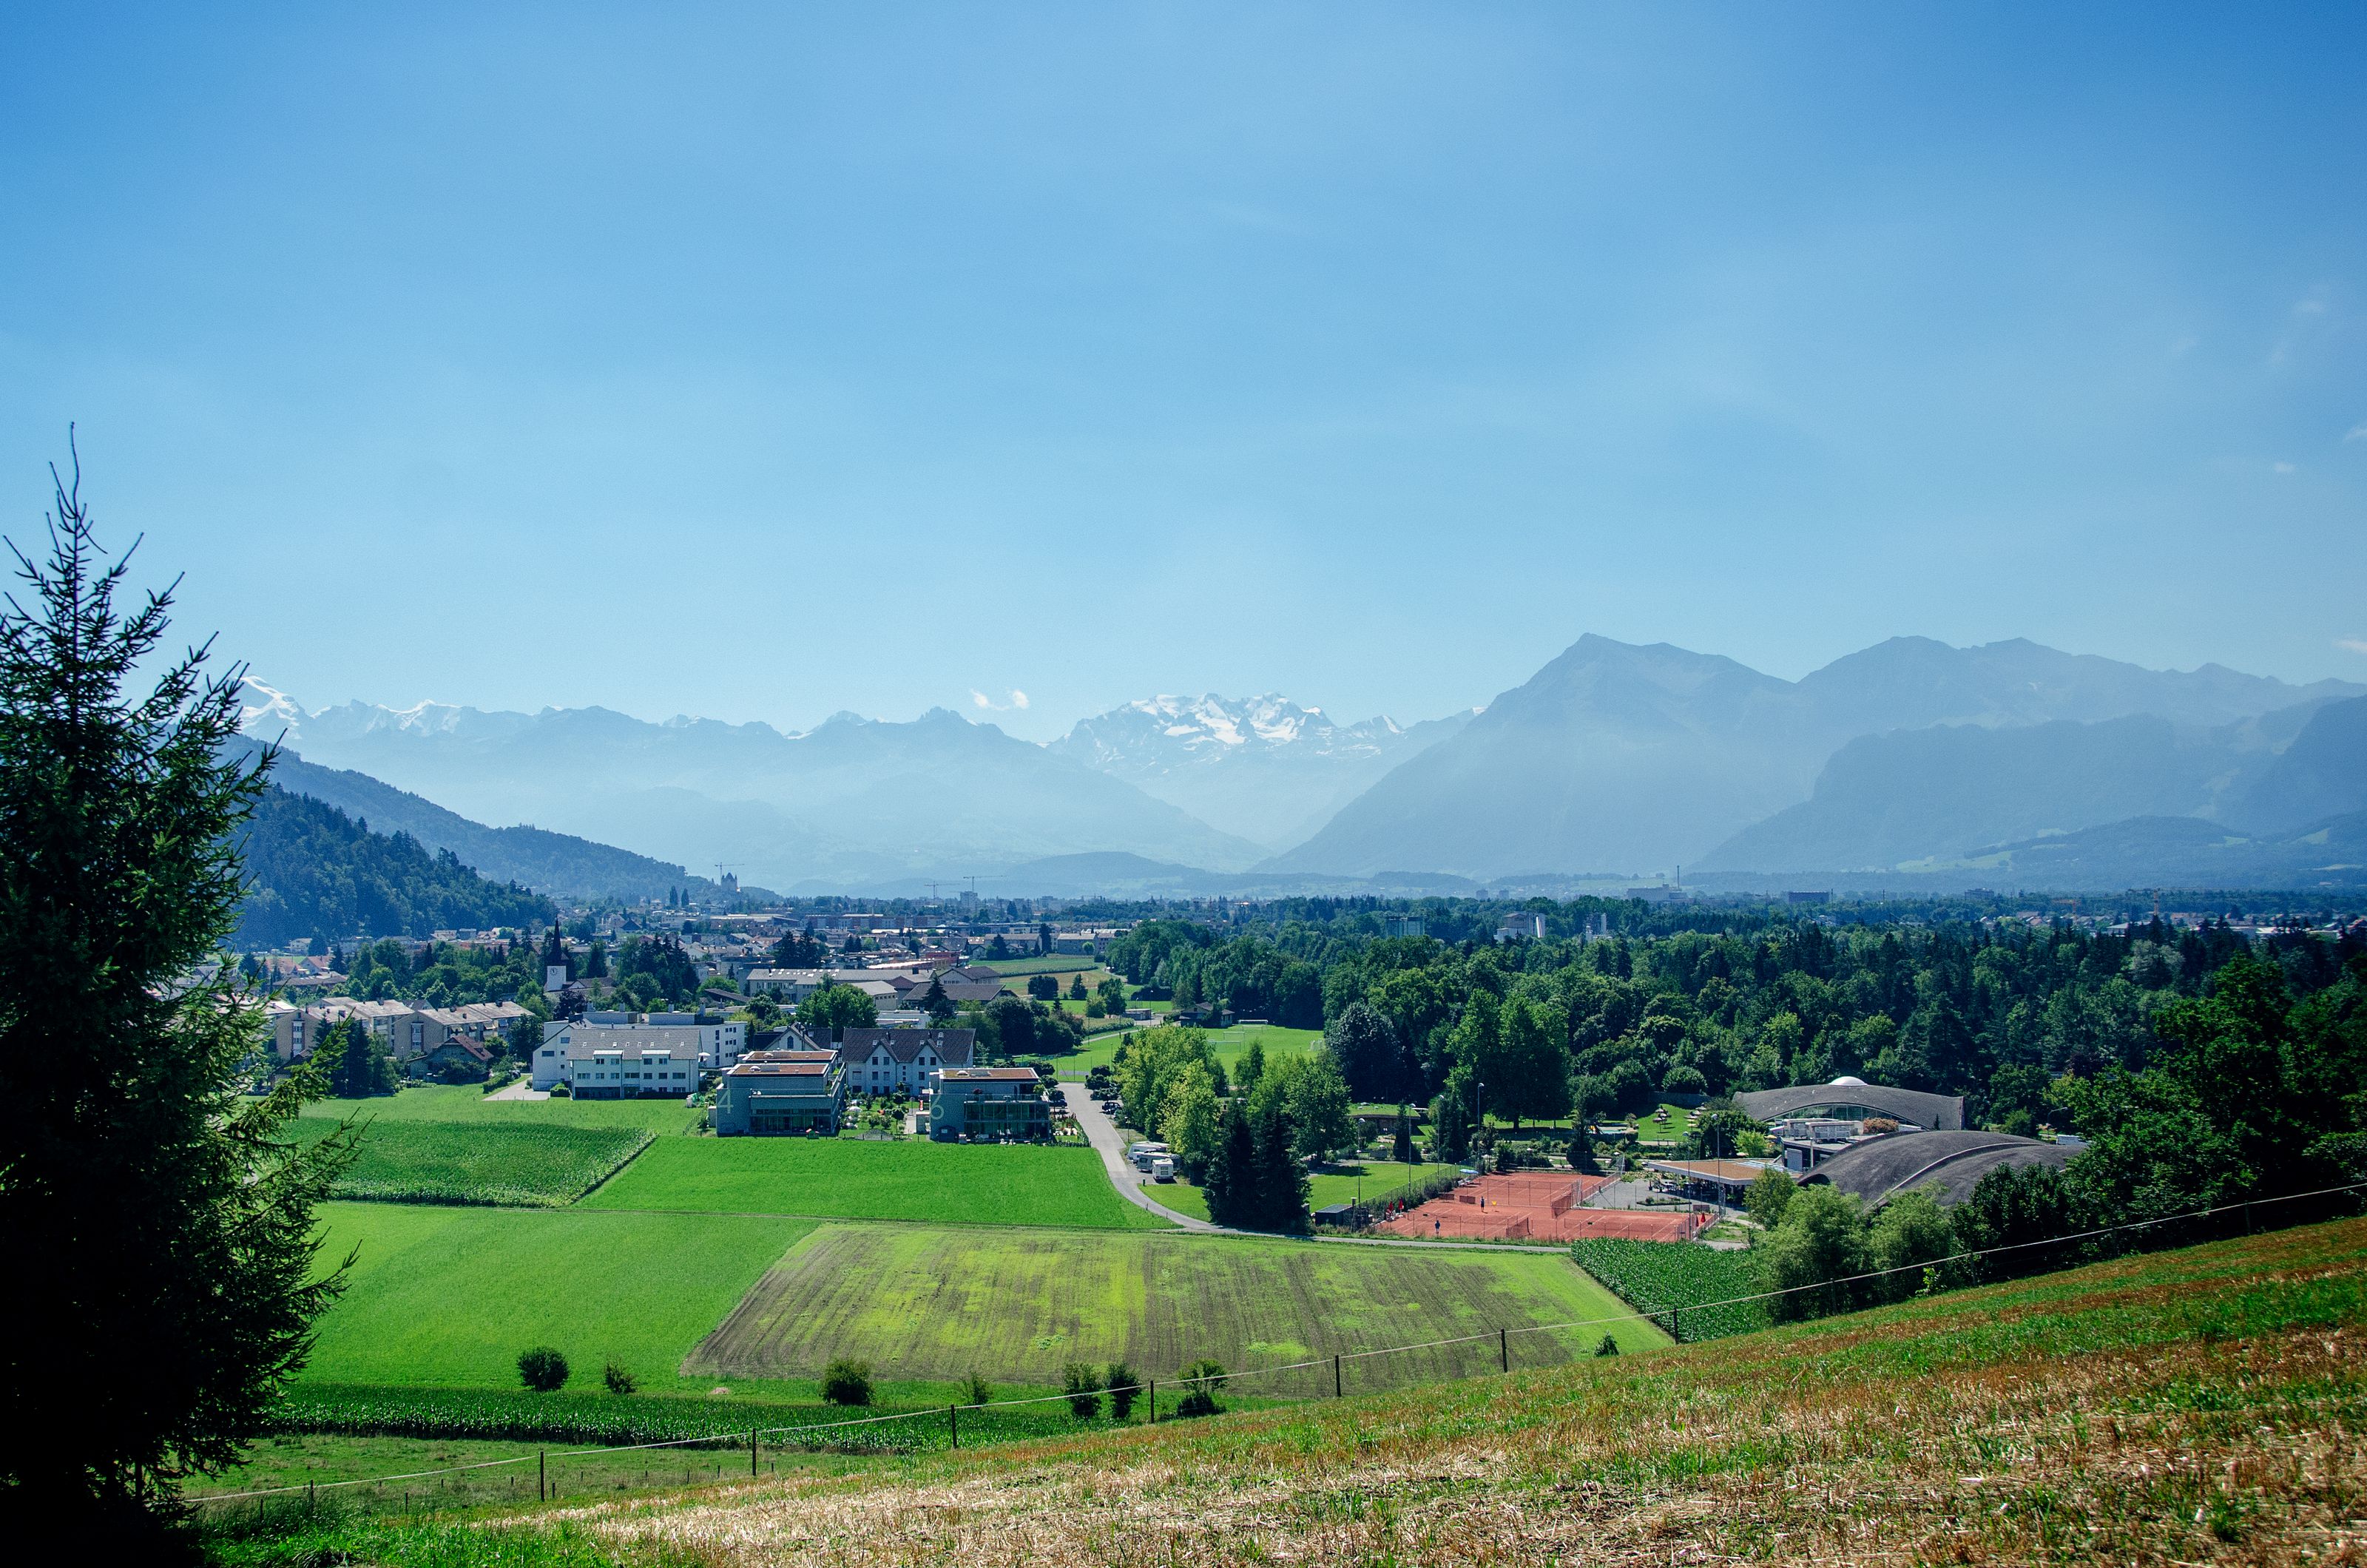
[832,1027,975,1098]
[743,967,830,1001]
[269,997,419,1063]
[927,1067,1051,1140]
[530,1019,729,1090]
[568,1041,701,1098]
[713,1056,845,1135]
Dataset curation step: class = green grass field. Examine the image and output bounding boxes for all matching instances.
[689,1222,1662,1396]
[289,1120,653,1206]
[580,1136,1171,1230]
[1632,1102,1696,1143]
[1051,1021,1322,1078]
[300,1203,815,1396]
[977,954,1104,978]
[1150,1161,1465,1223]
[300,1084,703,1134]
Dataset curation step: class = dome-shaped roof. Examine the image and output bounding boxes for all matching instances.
[1829,1074,1868,1087]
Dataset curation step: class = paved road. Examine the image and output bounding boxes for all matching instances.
[485,1079,548,1101]
[1063,1091,1223,1231]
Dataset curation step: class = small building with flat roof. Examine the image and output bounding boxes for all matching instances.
[714,1057,845,1135]
[927,1067,1050,1140]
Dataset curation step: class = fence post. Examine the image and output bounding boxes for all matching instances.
[749,1427,757,1477]
[1334,1355,1343,1397]
[1147,1379,1155,1423]
[949,1405,959,1450]
[1499,1328,1509,1373]
[538,1450,545,1502]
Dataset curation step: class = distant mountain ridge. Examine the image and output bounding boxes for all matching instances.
[1050,693,1473,848]
[238,686,1264,892]
[243,636,2366,896]
[1269,635,2364,880]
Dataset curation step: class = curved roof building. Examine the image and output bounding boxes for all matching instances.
[1800,1130,2071,1209]
[1735,1080,1965,1132]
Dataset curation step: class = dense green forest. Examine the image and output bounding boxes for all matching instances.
[1110,908,2357,1122]
[233,786,554,949]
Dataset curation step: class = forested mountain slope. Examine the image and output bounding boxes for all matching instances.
[226,736,726,901]
[232,786,553,950]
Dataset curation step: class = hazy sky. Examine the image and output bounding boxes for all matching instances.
[4,4,2363,742]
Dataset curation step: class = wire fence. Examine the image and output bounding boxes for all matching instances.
[190,1177,2367,1515]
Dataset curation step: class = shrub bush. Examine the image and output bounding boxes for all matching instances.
[1593,1334,1620,1357]
[963,1371,993,1408]
[1061,1361,1103,1420]
[1104,1360,1139,1419]
[603,1361,638,1396]
[821,1357,873,1406]
[1175,1359,1227,1418]
[517,1347,569,1393]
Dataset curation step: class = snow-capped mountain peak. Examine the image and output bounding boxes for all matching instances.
[1049,693,1476,851]
[236,679,308,739]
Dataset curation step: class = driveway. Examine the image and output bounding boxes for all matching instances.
[1063,1091,1222,1232]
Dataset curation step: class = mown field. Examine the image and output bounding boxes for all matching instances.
[300,1203,815,1396]
[1630,1101,1695,1143]
[1053,1021,1321,1078]
[224,1217,2367,1567]
[687,1222,1660,1395]
[581,1135,1167,1229]
[1567,1235,1771,1341]
[289,1121,653,1207]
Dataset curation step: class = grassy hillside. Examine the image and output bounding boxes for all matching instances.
[688,1223,1653,1393]
[582,1137,1167,1230]
[216,1215,2367,1566]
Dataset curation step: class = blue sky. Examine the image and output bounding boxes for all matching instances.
[3,3,2362,742]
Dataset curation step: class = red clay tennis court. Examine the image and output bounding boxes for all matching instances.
[1373,1170,1707,1243]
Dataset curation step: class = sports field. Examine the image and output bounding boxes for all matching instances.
[301,1202,814,1395]
[689,1223,1661,1396]
[581,1135,1171,1229]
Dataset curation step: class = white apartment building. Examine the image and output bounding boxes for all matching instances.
[530,1018,743,1090]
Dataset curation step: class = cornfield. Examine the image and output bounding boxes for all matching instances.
[1567,1236,1770,1340]
[297,1121,655,1206]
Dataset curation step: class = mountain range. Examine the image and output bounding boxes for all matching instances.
[237,687,1269,893]
[239,635,2367,896]
[1046,695,1473,850]
[1271,636,2365,882]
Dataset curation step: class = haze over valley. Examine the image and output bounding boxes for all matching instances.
[240,632,2367,897]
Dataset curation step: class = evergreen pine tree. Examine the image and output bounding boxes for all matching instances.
[0,456,356,1538]
[1204,1104,1256,1227]
[1250,1106,1311,1233]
